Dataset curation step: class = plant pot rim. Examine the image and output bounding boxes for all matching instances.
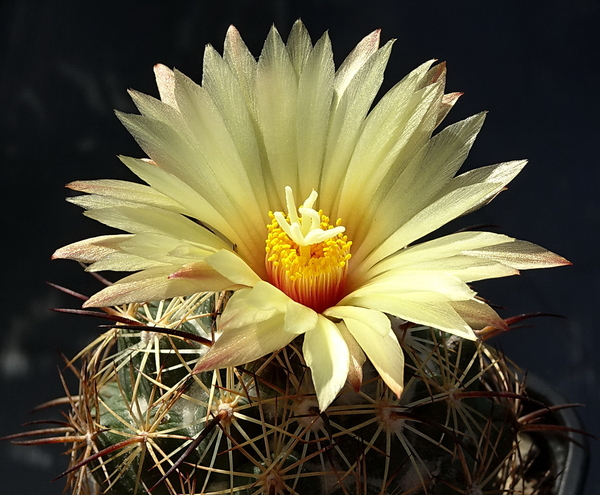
[524,373,589,495]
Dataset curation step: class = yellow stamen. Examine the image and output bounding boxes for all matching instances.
[265,187,352,313]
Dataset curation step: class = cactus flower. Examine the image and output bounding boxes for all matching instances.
[53,21,569,410]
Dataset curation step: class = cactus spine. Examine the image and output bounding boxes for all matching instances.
[21,290,554,495]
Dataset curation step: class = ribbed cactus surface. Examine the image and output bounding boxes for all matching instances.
[27,291,545,495]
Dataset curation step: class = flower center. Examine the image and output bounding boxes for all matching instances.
[265,186,352,313]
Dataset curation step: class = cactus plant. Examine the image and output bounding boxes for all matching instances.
[5,20,583,495]
[9,288,583,495]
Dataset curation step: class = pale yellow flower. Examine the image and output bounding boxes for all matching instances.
[53,21,569,410]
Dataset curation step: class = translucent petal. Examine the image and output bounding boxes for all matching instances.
[205,249,262,287]
[256,25,299,201]
[218,287,281,329]
[116,111,264,264]
[354,160,526,275]
[351,113,489,266]
[367,231,516,277]
[127,89,180,132]
[201,45,270,213]
[286,20,313,77]
[334,29,380,100]
[326,306,403,397]
[436,91,462,127]
[173,69,265,223]
[116,156,270,275]
[296,32,335,200]
[303,316,350,411]
[320,40,394,212]
[345,271,476,303]
[66,179,185,212]
[284,297,319,335]
[392,257,519,283]
[116,233,210,264]
[153,63,177,108]
[194,313,297,372]
[82,205,229,253]
[52,234,133,263]
[86,252,165,272]
[450,300,508,331]
[464,240,571,269]
[223,25,257,111]
[335,322,366,392]
[83,264,234,308]
[243,280,289,311]
[336,61,440,226]
[341,294,476,340]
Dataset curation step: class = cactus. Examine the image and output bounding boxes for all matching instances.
[7,287,572,495]
[5,20,580,495]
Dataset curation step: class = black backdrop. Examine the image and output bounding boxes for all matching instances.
[1,1,598,493]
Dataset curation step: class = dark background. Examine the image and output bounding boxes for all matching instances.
[1,0,598,493]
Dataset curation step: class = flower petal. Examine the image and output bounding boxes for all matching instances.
[81,204,229,255]
[450,300,508,332]
[153,63,177,108]
[194,312,298,372]
[296,31,335,200]
[325,306,403,398]
[335,322,366,392]
[365,231,516,277]
[83,264,235,308]
[118,156,238,244]
[66,179,185,212]
[195,280,318,371]
[336,60,440,227]
[172,69,266,223]
[303,316,350,411]
[333,29,380,99]
[320,39,394,213]
[115,109,265,266]
[354,160,527,273]
[218,281,318,335]
[345,271,476,303]
[205,249,262,286]
[52,234,133,263]
[256,25,299,201]
[342,294,477,340]
[286,19,313,76]
[218,287,280,329]
[223,25,257,111]
[463,240,571,269]
[201,45,269,214]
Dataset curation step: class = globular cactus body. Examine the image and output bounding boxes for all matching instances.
[51,292,529,495]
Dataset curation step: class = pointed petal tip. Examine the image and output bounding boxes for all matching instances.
[347,367,363,393]
[557,256,572,267]
[192,360,213,375]
[392,384,404,400]
[81,298,96,309]
[51,244,77,260]
[65,180,85,191]
[81,289,133,310]
[50,249,69,261]
[225,24,243,43]
[192,351,239,375]
[359,28,381,51]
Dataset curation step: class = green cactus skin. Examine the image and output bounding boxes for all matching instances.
[8,292,559,495]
